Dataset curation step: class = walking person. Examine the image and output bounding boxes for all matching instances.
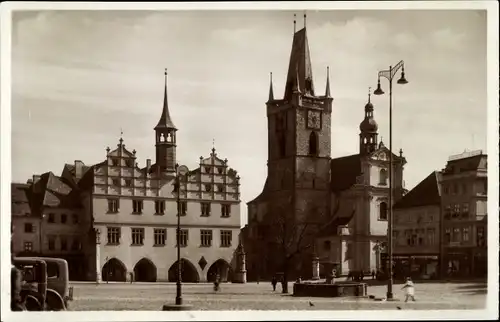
[371,270,376,280]
[271,275,277,291]
[11,266,26,311]
[401,277,416,302]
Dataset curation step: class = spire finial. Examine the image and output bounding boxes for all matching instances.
[164,68,167,76]
[119,128,124,145]
[212,138,216,155]
[325,66,331,97]
[268,72,274,102]
[368,86,371,103]
[293,14,296,33]
[304,12,307,28]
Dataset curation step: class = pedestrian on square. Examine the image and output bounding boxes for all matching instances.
[271,276,277,291]
[371,270,376,280]
[401,277,416,302]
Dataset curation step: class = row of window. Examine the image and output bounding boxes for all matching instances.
[109,178,231,193]
[108,199,231,217]
[444,203,470,219]
[442,180,487,195]
[45,235,82,252]
[395,212,435,224]
[24,213,79,229]
[444,226,486,246]
[108,158,228,176]
[395,228,437,247]
[106,227,233,248]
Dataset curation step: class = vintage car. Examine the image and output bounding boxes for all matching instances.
[13,258,47,311]
[13,257,74,311]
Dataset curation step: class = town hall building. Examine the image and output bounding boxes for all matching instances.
[242,19,407,280]
[12,71,243,283]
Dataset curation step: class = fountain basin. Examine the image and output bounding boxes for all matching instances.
[293,281,368,298]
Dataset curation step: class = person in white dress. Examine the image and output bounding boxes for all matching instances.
[401,277,416,302]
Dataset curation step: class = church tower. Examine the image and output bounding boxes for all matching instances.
[154,69,177,174]
[359,89,378,155]
[265,15,333,274]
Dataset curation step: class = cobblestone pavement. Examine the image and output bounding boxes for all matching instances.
[68,281,487,311]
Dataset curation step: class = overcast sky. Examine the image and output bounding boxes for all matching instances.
[11,9,487,225]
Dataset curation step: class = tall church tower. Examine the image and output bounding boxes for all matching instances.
[154,69,177,174]
[359,89,379,155]
[264,16,333,277]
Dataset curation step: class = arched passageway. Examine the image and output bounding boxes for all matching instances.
[102,258,127,282]
[133,258,157,282]
[168,259,199,283]
[207,259,233,283]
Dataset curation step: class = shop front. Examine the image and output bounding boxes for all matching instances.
[443,249,472,278]
[381,254,440,280]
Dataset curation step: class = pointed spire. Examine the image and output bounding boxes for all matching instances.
[284,16,314,99]
[325,66,331,97]
[268,72,274,102]
[368,86,371,103]
[155,68,177,130]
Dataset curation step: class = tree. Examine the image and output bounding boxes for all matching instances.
[263,192,343,293]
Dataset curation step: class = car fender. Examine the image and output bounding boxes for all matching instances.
[45,289,66,311]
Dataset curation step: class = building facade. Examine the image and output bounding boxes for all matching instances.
[440,150,487,278]
[12,72,243,282]
[243,21,406,280]
[392,171,442,280]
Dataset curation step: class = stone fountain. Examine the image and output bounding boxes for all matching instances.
[293,260,368,298]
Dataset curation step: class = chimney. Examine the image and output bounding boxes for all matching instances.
[27,179,33,184]
[74,160,84,179]
[146,159,151,173]
[32,175,40,184]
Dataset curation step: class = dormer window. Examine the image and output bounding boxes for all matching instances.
[217,167,223,174]
[205,166,211,174]
[125,159,133,167]
[112,158,119,166]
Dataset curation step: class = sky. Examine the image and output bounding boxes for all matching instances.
[11,9,487,226]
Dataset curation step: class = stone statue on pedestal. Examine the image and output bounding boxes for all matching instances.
[233,242,247,283]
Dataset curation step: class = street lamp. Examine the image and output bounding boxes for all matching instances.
[374,60,408,300]
[163,163,190,310]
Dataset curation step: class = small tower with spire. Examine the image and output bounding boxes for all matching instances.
[359,87,379,155]
[154,68,177,174]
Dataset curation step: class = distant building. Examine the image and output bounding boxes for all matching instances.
[12,72,242,282]
[440,150,487,278]
[392,171,442,280]
[243,22,406,280]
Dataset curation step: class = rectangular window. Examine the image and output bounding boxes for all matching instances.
[107,227,121,245]
[60,236,68,251]
[61,213,67,224]
[452,204,460,217]
[179,201,187,216]
[107,199,119,213]
[462,227,470,242]
[24,241,33,252]
[125,159,133,167]
[462,203,469,218]
[154,228,167,246]
[200,230,213,247]
[477,227,485,246]
[221,204,231,218]
[48,235,56,251]
[132,200,143,214]
[155,200,165,215]
[452,228,461,242]
[48,213,55,223]
[112,158,119,166]
[72,213,79,224]
[131,228,145,245]
[125,179,132,187]
[71,238,81,251]
[445,228,451,244]
[427,228,435,246]
[444,206,451,219]
[201,203,211,217]
[220,230,232,248]
[24,223,33,233]
[177,229,188,247]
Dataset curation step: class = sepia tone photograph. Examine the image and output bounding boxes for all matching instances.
[1,1,498,321]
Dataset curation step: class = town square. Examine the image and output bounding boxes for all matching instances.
[1,1,497,320]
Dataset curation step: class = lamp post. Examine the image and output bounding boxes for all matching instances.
[164,163,190,310]
[373,60,408,300]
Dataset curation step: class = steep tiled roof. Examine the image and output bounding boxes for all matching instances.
[284,27,315,99]
[30,172,81,211]
[330,154,362,192]
[393,171,442,209]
